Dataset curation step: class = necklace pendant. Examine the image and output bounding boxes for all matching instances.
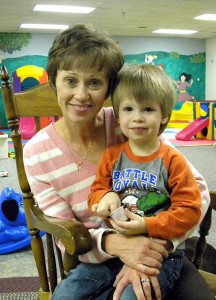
[76,163,81,171]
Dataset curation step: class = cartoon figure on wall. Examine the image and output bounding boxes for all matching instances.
[176,72,195,102]
[145,53,158,65]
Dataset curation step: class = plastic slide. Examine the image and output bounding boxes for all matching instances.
[175,117,209,141]
[19,117,36,140]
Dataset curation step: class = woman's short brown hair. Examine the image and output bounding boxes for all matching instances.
[47,24,124,98]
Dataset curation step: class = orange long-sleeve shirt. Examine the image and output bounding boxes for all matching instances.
[88,141,201,240]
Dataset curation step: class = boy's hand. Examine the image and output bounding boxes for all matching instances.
[110,208,148,235]
[92,192,121,217]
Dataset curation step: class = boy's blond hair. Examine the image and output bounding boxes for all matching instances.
[112,64,176,135]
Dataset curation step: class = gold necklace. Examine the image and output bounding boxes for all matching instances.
[61,119,97,171]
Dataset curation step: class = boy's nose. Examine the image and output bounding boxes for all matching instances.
[133,111,143,121]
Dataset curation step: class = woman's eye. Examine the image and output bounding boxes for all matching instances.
[66,78,77,86]
[90,79,101,88]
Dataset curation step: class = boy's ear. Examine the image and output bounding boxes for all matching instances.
[161,116,168,124]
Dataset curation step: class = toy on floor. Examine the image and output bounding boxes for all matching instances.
[0,171,8,177]
[0,187,30,254]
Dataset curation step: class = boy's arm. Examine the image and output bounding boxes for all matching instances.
[145,151,202,240]
[92,191,121,217]
[88,146,120,215]
[159,134,210,251]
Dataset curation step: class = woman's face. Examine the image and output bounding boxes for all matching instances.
[55,68,109,123]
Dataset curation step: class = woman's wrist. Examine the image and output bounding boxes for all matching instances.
[102,231,125,256]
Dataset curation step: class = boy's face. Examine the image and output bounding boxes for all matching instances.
[118,97,168,146]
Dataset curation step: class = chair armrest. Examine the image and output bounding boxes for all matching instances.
[30,205,92,255]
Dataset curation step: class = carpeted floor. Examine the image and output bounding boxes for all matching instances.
[0,277,40,300]
[0,292,38,300]
[0,277,40,293]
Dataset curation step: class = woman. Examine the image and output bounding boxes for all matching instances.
[23,24,213,300]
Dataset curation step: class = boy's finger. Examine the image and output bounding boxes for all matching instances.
[92,204,99,212]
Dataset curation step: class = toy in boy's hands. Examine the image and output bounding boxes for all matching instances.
[110,205,128,221]
[109,207,147,235]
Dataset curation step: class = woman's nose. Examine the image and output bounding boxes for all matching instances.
[74,84,89,101]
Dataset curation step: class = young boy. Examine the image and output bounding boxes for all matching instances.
[88,64,202,299]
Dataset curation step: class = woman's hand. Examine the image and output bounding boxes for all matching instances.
[103,233,168,276]
[113,264,161,300]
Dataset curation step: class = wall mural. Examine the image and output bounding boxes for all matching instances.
[125,51,206,105]
[0,51,205,128]
[0,33,32,54]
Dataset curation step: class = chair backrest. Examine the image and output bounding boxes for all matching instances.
[192,191,216,294]
[0,66,92,299]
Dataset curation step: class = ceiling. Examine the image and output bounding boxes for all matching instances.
[1,0,216,39]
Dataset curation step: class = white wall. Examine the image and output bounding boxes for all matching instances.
[114,36,205,55]
[206,38,216,100]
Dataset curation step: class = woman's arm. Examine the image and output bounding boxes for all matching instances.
[103,232,168,275]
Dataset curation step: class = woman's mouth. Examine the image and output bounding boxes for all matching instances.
[70,104,92,111]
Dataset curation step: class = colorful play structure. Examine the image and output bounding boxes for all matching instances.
[175,101,216,141]
[168,101,194,129]
[12,65,53,139]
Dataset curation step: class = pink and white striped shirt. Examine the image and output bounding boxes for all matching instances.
[23,107,210,263]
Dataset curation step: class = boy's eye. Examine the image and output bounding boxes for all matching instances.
[123,106,133,111]
[144,107,154,112]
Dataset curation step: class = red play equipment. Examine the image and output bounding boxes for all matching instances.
[175,100,216,141]
[175,118,209,141]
